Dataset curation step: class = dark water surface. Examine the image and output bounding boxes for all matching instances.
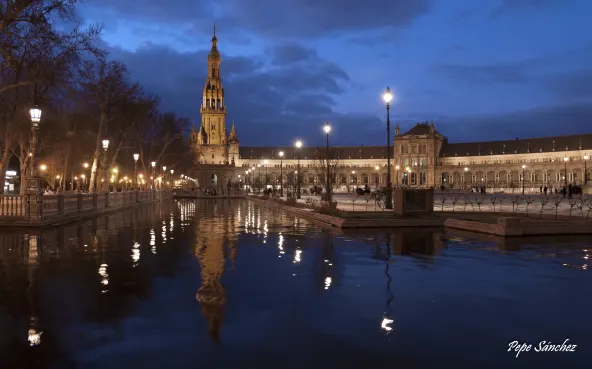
[0,199,590,369]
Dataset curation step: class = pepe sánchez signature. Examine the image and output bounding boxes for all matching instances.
[508,339,577,358]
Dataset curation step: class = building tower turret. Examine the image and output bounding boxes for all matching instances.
[200,24,227,146]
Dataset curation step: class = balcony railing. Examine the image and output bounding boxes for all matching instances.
[0,191,173,222]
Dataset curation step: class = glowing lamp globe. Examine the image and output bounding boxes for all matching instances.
[30,107,42,123]
[383,87,393,104]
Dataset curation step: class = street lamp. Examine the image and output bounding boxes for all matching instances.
[584,155,589,184]
[257,163,261,192]
[162,166,167,190]
[405,167,411,186]
[278,151,284,197]
[563,156,569,187]
[133,153,139,187]
[382,87,393,209]
[464,167,469,189]
[374,165,379,189]
[151,161,156,190]
[264,159,269,189]
[27,105,43,194]
[323,122,332,203]
[101,140,109,191]
[521,164,526,194]
[295,140,303,199]
[395,165,400,186]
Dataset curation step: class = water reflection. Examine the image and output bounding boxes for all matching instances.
[0,200,590,368]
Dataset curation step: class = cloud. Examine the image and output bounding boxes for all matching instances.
[433,45,592,87]
[107,42,383,146]
[227,0,430,38]
[546,68,592,99]
[490,0,570,18]
[84,0,430,39]
[438,101,592,142]
[433,63,532,85]
[269,43,316,66]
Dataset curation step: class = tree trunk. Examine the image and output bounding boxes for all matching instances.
[0,145,11,194]
[19,148,29,195]
[109,133,126,169]
[62,150,70,192]
[88,112,106,193]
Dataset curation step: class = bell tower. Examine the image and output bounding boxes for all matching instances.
[200,24,227,146]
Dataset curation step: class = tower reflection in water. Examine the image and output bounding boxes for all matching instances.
[193,200,238,342]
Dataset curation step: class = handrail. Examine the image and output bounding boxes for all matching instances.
[0,191,173,221]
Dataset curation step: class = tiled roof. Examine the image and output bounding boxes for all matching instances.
[239,145,389,160]
[401,122,435,136]
[440,133,592,157]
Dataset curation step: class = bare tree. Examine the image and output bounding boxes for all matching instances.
[76,58,139,192]
[312,148,343,197]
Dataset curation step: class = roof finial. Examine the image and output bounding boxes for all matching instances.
[214,22,216,37]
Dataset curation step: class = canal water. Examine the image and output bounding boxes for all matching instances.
[0,200,589,369]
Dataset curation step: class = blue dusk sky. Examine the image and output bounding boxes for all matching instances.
[77,0,592,146]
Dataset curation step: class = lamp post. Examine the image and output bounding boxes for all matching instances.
[351,170,356,190]
[395,165,400,186]
[82,162,89,191]
[151,161,156,190]
[374,166,379,189]
[257,164,261,193]
[245,170,250,191]
[162,166,167,190]
[27,105,42,194]
[464,167,469,189]
[521,164,526,195]
[563,156,569,187]
[382,87,393,209]
[264,159,269,189]
[295,140,303,199]
[279,151,284,197]
[323,122,332,203]
[405,167,411,186]
[133,153,139,187]
[101,140,109,192]
[584,155,589,185]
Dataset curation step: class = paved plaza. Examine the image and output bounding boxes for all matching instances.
[288,191,592,218]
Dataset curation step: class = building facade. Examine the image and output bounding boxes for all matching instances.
[189,31,592,192]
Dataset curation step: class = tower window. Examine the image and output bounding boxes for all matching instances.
[212,68,216,77]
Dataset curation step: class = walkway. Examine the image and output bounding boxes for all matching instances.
[295,192,592,218]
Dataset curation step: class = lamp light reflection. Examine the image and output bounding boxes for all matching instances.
[293,249,302,263]
[381,317,394,332]
[132,241,140,264]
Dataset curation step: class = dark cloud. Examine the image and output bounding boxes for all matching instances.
[437,101,592,143]
[433,63,532,85]
[107,42,383,146]
[269,43,316,65]
[546,68,592,99]
[85,0,211,23]
[490,0,570,18]
[84,0,430,39]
